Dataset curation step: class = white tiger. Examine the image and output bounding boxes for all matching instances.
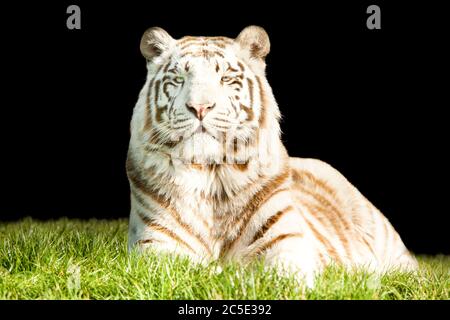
[126,26,418,286]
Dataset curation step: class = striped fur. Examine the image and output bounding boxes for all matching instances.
[127,26,418,286]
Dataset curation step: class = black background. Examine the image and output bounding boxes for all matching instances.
[1,1,448,254]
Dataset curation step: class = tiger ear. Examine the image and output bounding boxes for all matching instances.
[140,27,175,61]
[235,26,270,60]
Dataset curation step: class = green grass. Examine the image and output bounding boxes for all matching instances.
[0,218,448,300]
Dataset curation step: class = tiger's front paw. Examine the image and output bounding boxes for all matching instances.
[264,252,317,289]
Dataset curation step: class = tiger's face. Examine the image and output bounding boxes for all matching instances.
[139,26,273,164]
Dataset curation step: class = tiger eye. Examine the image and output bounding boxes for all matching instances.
[174,76,184,83]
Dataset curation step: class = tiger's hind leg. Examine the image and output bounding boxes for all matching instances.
[370,215,419,273]
[395,251,419,271]
[384,246,419,273]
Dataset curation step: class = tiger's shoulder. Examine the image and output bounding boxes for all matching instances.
[289,157,354,193]
[288,157,373,222]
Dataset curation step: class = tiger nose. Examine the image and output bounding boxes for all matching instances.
[186,102,216,120]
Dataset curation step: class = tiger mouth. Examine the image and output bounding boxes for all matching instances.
[191,125,219,141]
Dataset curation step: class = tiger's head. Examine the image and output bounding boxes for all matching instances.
[134,26,281,165]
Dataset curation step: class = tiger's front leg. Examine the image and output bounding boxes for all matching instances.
[128,209,212,266]
[258,236,319,288]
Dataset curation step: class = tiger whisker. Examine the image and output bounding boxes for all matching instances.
[173,121,194,130]
[210,117,239,124]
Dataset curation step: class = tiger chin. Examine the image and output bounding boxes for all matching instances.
[126,25,418,287]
